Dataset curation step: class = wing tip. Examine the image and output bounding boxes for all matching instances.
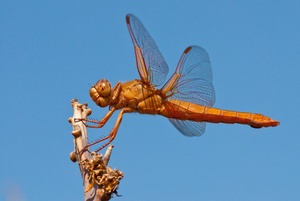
[184,46,193,54]
[126,15,131,25]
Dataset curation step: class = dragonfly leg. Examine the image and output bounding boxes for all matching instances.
[94,107,136,152]
[79,135,111,157]
[77,107,116,156]
[80,107,116,128]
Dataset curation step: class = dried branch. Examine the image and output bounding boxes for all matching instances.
[69,99,123,201]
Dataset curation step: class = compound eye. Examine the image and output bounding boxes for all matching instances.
[94,79,111,97]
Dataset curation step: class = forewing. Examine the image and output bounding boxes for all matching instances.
[126,14,168,86]
[167,46,216,136]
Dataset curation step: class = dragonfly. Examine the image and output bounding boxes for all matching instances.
[85,14,279,152]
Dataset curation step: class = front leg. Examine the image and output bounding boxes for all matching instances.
[94,107,136,152]
[84,107,116,128]
[81,107,136,153]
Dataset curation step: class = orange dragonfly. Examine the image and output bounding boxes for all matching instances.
[86,14,279,152]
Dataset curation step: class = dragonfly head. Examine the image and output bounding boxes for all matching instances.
[89,79,111,107]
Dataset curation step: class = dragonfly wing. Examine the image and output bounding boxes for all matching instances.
[169,119,206,137]
[126,14,169,86]
[165,46,215,136]
[166,46,215,106]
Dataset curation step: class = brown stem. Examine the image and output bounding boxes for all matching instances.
[69,99,123,201]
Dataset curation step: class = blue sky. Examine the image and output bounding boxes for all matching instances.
[1,0,299,201]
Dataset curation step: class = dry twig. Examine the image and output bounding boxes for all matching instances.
[69,99,123,201]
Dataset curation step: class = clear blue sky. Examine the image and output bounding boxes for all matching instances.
[1,1,299,201]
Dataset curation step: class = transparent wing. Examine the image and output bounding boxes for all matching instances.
[163,46,216,136]
[126,14,169,86]
[169,119,206,137]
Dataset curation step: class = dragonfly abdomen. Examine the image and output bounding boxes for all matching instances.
[161,100,279,128]
[203,108,279,128]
